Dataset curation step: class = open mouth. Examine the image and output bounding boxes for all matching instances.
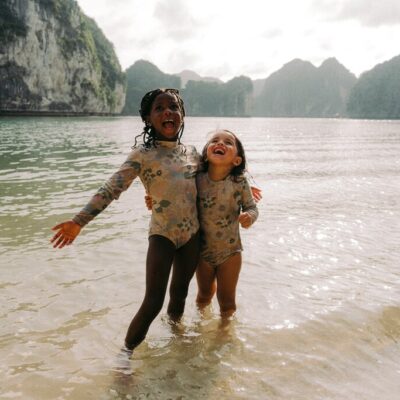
[213,147,225,155]
[162,119,175,129]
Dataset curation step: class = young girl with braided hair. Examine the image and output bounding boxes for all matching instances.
[51,88,201,353]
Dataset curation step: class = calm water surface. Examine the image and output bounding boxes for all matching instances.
[0,116,400,399]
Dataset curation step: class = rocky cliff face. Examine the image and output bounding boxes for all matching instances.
[0,0,125,114]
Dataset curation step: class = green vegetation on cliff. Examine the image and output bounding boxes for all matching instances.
[122,60,180,115]
[123,60,253,117]
[347,55,400,119]
[37,0,125,110]
[83,16,126,109]
[254,58,356,117]
[182,81,223,116]
[183,76,252,117]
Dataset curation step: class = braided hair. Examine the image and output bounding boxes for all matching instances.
[201,129,247,182]
[133,88,186,148]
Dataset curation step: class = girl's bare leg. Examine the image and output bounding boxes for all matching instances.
[167,231,200,320]
[216,252,242,318]
[124,235,175,350]
[196,258,217,310]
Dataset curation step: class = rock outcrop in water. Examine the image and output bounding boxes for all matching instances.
[0,0,126,115]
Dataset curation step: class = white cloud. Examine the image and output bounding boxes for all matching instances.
[313,0,400,26]
[153,0,203,40]
[76,0,400,81]
[339,0,400,26]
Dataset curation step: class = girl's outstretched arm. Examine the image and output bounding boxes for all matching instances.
[250,186,262,202]
[51,220,81,249]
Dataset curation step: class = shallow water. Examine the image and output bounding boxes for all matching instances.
[1,116,400,399]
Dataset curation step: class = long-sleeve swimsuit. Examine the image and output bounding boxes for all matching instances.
[196,172,258,266]
[73,140,201,249]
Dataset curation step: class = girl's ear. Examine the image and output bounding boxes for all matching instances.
[233,156,242,166]
[145,116,151,127]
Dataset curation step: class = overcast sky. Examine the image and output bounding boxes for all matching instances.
[77,0,400,81]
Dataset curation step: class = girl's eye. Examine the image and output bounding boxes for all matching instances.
[170,104,179,111]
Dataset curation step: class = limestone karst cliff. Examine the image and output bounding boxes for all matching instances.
[0,0,125,114]
[253,58,357,117]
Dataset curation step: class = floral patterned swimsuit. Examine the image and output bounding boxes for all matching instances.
[73,140,201,248]
[196,172,258,266]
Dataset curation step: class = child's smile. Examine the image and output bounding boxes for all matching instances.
[147,93,183,141]
[212,146,226,155]
[206,131,240,166]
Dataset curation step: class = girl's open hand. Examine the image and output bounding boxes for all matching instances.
[51,221,81,249]
[239,212,252,229]
[250,186,262,202]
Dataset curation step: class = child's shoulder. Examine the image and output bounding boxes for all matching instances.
[181,143,198,154]
[230,174,250,188]
[130,143,153,154]
[125,144,149,161]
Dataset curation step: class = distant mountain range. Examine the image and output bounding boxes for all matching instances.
[253,57,357,117]
[347,55,400,119]
[122,56,400,119]
[1,0,399,118]
[176,70,222,87]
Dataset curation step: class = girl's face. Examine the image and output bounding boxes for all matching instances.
[206,131,242,168]
[146,93,183,141]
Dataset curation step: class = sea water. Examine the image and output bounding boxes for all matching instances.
[1,116,399,399]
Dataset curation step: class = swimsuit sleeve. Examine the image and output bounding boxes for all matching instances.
[240,177,259,224]
[72,149,142,226]
[188,144,203,172]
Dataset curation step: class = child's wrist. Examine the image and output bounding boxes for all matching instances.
[72,216,85,227]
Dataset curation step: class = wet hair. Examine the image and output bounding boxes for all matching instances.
[201,129,247,182]
[133,88,186,148]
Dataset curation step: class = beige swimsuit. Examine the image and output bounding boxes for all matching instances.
[73,140,201,248]
[196,172,258,266]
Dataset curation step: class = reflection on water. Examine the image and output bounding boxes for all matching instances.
[1,116,400,399]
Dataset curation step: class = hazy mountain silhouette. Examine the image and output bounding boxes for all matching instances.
[175,70,223,88]
[122,60,180,115]
[347,55,400,119]
[253,58,357,117]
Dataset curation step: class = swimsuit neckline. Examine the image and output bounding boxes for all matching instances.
[205,171,231,184]
[155,140,179,148]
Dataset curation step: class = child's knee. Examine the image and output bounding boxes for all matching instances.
[218,298,236,314]
[197,284,215,302]
[196,292,213,306]
[170,284,189,302]
[143,295,164,316]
